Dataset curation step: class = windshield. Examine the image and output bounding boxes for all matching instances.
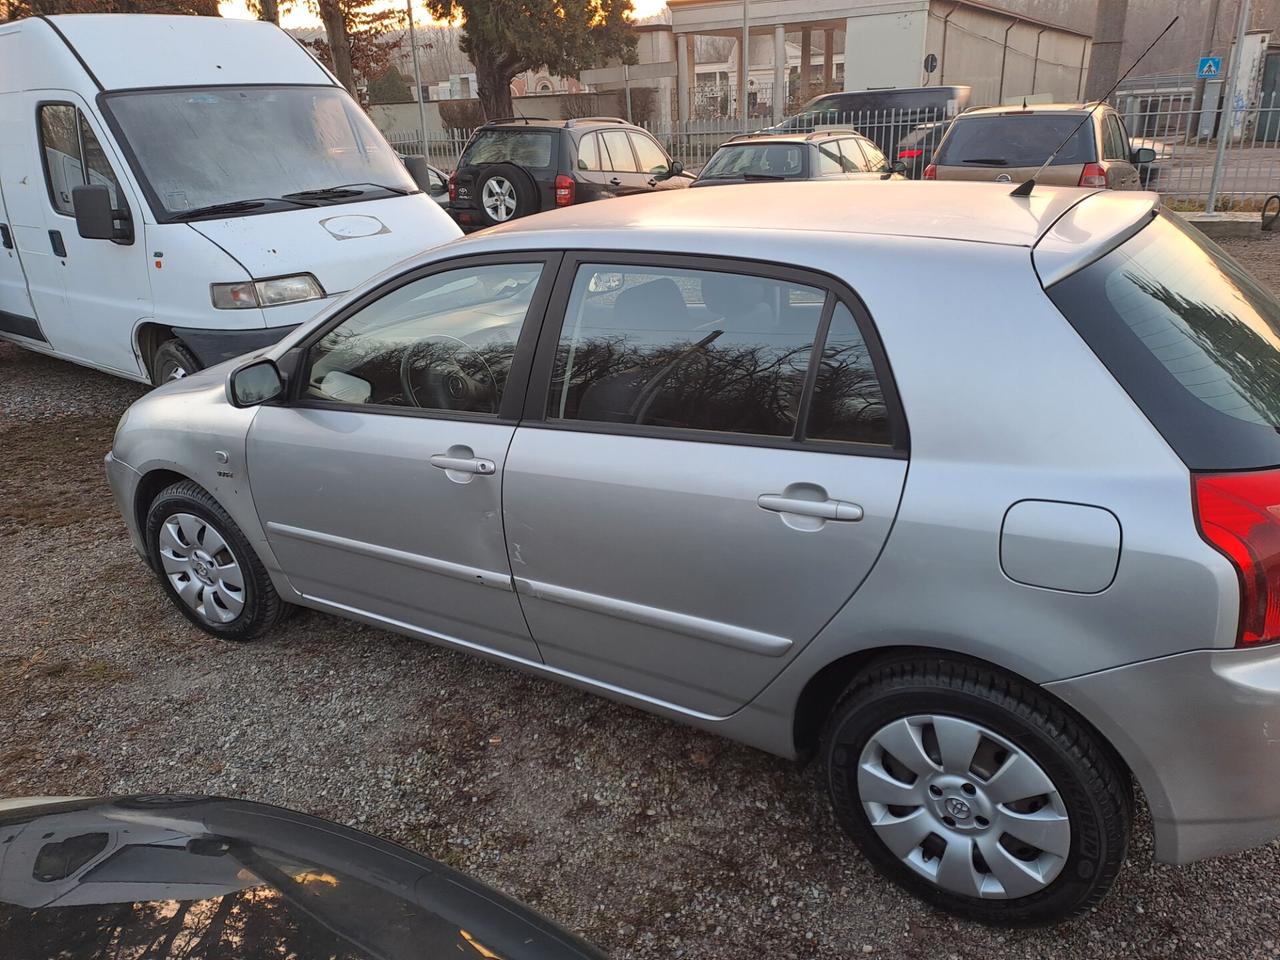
[1048,213,1280,470]
[935,114,1094,167]
[104,86,416,218]
[700,143,806,179]
[461,129,555,168]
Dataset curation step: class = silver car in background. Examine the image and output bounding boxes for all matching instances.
[105,182,1280,925]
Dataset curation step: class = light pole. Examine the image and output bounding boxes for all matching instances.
[407,0,430,154]
[1206,0,1251,213]
[740,0,750,130]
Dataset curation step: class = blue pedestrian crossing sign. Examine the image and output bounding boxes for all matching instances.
[1198,57,1222,79]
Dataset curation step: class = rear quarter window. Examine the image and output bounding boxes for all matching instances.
[462,129,555,169]
[1048,213,1280,470]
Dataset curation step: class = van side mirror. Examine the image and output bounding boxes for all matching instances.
[72,184,133,244]
[229,359,284,407]
[1132,147,1157,165]
[402,155,436,194]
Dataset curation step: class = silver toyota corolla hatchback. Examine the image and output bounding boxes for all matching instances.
[106,182,1280,924]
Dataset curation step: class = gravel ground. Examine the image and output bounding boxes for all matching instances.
[3,232,1280,959]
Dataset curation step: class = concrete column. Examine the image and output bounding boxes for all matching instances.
[799,27,812,101]
[823,28,835,89]
[737,34,747,118]
[843,18,856,90]
[773,24,787,122]
[1085,0,1129,101]
[676,32,690,122]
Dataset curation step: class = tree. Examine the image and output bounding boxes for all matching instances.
[424,0,637,121]
[367,64,411,103]
[305,0,405,101]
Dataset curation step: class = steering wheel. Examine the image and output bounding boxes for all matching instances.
[398,335,498,413]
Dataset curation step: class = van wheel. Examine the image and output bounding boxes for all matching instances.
[150,339,200,386]
[474,164,539,226]
[820,656,1131,925]
[144,480,285,641]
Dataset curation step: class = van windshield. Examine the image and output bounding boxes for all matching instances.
[104,86,416,219]
[1048,213,1280,470]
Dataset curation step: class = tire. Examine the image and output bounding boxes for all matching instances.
[473,163,539,226]
[820,656,1131,925]
[150,338,201,387]
[144,480,285,642]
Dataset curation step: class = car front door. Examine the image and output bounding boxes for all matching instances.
[628,132,685,193]
[20,96,150,376]
[502,256,909,716]
[0,181,40,344]
[245,254,559,661]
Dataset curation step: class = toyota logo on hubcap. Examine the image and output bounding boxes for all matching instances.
[945,797,972,819]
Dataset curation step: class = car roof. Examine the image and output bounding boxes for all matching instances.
[480,117,634,131]
[479,181,1156,250]
[724,130,864,146]
[958,103,1102,119]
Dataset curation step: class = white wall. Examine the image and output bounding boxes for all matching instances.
[843,8,929,90]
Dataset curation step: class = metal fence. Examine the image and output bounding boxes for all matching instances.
[384,94,1280,210]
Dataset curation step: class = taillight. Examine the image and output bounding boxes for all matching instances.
[1193,470,1280,646]
[923,163,937,180]
[447,171,458,202]
[898,149,924,159]
[1078,162,1107,187]
[554,174,575,207]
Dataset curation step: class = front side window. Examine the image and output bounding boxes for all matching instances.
[859,139,889,171]
[38,104,123,214]
[629,133,670,176]
[1048,213,1280,469]
[303,263,543,413]
[837,140,870,172]
[105,85,417,217]
[546,263,892,445]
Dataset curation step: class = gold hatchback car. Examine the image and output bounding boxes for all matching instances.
[925,103,1156,189]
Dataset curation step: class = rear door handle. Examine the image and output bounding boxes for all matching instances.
[757,494,863,522]
[0,224,11,250]
[609,177,622,186]
[430,454,495,475]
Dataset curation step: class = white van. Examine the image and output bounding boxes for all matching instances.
[0,14,461,384]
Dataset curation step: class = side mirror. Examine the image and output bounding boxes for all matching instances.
[890,160,909,175]
[228,359,284,407]
[1132,147,1157,165]
[669,159,685,177]
[402,155,436,194]
[72,184,133,244]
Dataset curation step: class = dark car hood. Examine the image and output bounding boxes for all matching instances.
[0,796,605,960]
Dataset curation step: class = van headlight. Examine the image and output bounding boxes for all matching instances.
[211,274,325,309]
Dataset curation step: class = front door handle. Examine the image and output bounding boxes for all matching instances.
[757,494,863,522]
[49,229,66,257]
[430,454,495,475]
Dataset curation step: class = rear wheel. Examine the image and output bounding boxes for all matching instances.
[150,338,200,387]
[820,656,1131,925]
[144,480,285,641]
[474,164,539,226]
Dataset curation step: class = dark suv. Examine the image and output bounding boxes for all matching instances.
[448,117,692,229]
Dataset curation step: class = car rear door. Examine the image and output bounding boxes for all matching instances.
[501,255,908,716]
[597,129,649,198]
[246,254,559,662]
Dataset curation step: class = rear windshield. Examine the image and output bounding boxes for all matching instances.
[1048,213,1280,470]
[461,129,555,169]
[699,143,807,179]
[935,114,1093,167]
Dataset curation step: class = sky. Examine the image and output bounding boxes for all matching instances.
[216,0,669,29]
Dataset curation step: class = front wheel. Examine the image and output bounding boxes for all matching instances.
[821,657,1131,925]
[144,480,285,641]
[150,338,201,386]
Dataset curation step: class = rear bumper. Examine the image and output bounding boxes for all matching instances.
[1046,645,1280,864]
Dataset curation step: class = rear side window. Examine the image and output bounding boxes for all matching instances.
[600,130,638,172]
[935,115,1094,167]
[1102,115,1129,160]
[546,263,892,446]
[817,144,845,176]
[462,129,554,169]
[1048,213,1280,470]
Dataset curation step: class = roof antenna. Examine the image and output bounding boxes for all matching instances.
[1011,16,1178,198]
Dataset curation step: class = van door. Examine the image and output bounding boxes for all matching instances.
[20,96,151,377]
[0,180,41,344]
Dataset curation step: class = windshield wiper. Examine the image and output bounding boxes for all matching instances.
[170,197,319,221]
[961,157,1010,165]
[740,172,788,181]
[283,182,412,202]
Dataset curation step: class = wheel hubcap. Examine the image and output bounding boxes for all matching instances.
[157,512,246,625]
[481,177,517,221]
[856,715,1070,899]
